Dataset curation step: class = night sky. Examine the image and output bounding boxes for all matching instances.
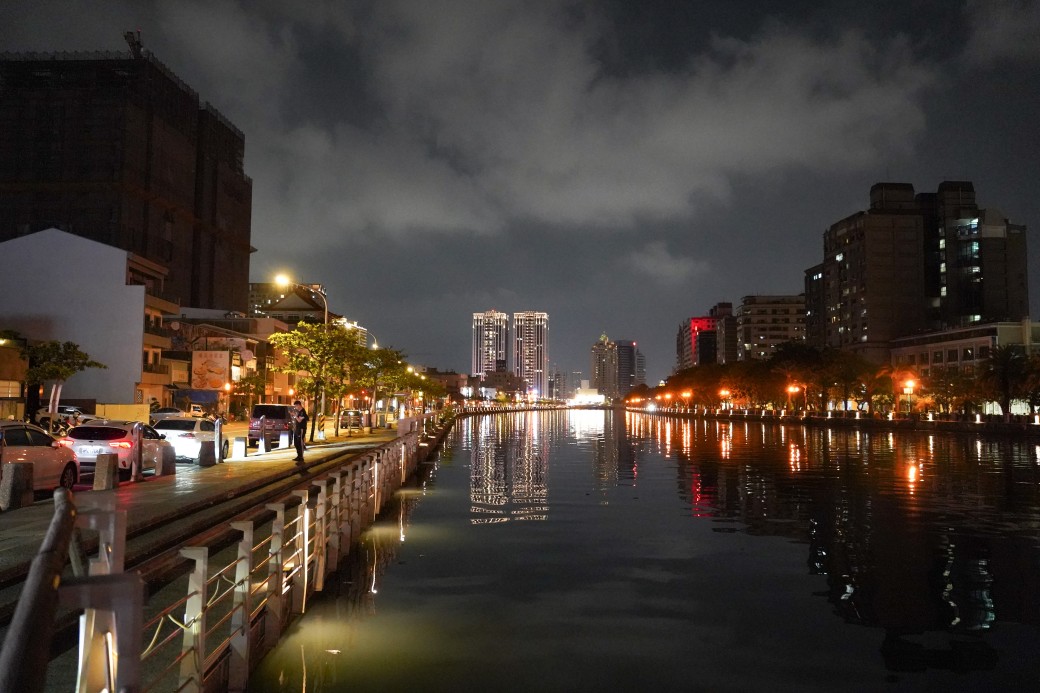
[3,1,1039,384]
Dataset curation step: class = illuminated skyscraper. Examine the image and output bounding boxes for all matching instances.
[471,310,509,377]
[513,311,548,397]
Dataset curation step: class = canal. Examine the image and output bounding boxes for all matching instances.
[249,409,1040,691]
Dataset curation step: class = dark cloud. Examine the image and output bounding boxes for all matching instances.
[3,0,1038,382]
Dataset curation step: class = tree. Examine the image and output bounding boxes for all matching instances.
[978,345,1027,418]
[352,347,408,424]
[269,323,362,441]
[22,340,106,430]
[232,372,267,417]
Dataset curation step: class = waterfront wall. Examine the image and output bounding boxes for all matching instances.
[629,407,1040,438]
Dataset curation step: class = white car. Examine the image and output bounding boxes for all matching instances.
[0,420,79,491]
[36,405,96,428]
[150,407,187,424]
[61,420,169,479]
[152,417,229,461]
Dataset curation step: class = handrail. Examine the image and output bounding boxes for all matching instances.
[0,489,77,692]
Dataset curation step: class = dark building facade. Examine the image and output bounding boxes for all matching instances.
[615,340,645,397]
[0,45,253,311]
[804,181,1028,363]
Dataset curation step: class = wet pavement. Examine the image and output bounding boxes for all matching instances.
[0,426,400,585]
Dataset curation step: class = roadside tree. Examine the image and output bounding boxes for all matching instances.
[22,340,106,432]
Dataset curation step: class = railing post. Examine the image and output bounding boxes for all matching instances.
[328,471,345,567]
[178,547,209,693]
[228,521,254,693]
[60,572,144,693]
[312,480,330,591]
[264,503,286,645]
[290,491,311,614]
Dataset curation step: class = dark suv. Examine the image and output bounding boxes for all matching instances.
[248,403,295,448]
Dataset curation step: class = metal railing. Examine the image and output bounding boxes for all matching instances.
[0,417,434,692]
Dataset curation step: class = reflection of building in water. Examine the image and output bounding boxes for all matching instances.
[469,412,550,523]
[631,412,1022,673]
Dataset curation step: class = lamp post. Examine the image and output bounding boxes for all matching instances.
[787,385,800,411]
[719,389,730,410]
[903,379,916,415]
[680,390,692,411]
[275,274,329,440]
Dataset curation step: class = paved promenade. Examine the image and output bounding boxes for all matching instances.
[0,426,400,586]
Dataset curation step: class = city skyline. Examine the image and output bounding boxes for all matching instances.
[2,2,1039,381]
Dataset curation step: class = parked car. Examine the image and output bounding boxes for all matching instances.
[248,403,296,448]
[35,405,94,428]
[152,417,229,461]
[150,407,187,424]
[61,420,168,479]
[339,409,364,428]
[0,420,79,491]
[189,404,206,418]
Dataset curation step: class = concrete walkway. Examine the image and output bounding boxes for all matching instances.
[0,427,400,585]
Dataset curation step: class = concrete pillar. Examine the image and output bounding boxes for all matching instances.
[279,430,291,449]
[231,437,247,459]
[93,454,119,491]
[198,444,217,468]
[0,462,34,511]
[156,446,177,477]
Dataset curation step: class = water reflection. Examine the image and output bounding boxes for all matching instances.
[251,410,1040,691]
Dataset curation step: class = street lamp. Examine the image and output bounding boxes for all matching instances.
[275,273,329,439]
[787,385,800,411]
[903,379,916,414]
[719,389,730,410]
[680,390,692,411]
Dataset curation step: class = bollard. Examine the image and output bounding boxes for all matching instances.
[232,436,247,459]
[279,430,291,449]
[130,422,144,482]
[93,454,119,490]
[214,417,224,463]
[198,444,217,468]
[258,415,268,454]
[156,446,177,476]
[0,462,34,511]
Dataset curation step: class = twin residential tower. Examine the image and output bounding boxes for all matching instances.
[472,310,548,397]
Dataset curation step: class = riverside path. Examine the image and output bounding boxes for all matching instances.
[0,421,413,691]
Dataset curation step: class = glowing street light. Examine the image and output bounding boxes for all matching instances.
[786,384,800,410]
[274,273,329,439]
[719,389,730,409]
[903,379,916,414]
[680,390,692,410]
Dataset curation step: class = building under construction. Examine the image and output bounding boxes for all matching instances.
[0,33,253,311]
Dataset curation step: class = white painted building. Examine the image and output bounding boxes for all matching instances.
[0,228,178,408]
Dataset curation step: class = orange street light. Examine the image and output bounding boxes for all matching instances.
[786,384,800,410]
[903,379,916,413]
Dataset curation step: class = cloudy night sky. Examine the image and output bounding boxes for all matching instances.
[3,1,1039,384]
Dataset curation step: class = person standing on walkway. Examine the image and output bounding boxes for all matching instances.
[292,400,308,462]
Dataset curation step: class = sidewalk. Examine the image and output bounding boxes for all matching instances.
[0,426,400,585]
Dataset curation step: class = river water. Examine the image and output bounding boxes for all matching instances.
[249,409,1040,692]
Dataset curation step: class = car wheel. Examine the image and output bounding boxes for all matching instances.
[59,463,77,490]
[118,468,131,482]
[222,440,230,459]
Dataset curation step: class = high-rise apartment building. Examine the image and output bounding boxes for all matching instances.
[471,310,509,377]
[805,181,1028,363]
[0,40,253,311]
[676,317,717,371]
[615,340,645,397]
[736,295,806,360]
[709,303,739,364]
[513,311,548,396]
[590,334,619,399]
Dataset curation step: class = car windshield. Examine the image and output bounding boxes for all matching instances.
[154,420,196,431]
[67,426,127,441]
[155,408,181,413]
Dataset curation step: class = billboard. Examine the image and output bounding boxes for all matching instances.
[191,351,231,390]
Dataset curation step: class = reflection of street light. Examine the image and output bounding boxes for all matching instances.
[275,273,329,439]
[903,379,916,414]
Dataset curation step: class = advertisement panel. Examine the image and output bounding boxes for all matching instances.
[191,351,231,390]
